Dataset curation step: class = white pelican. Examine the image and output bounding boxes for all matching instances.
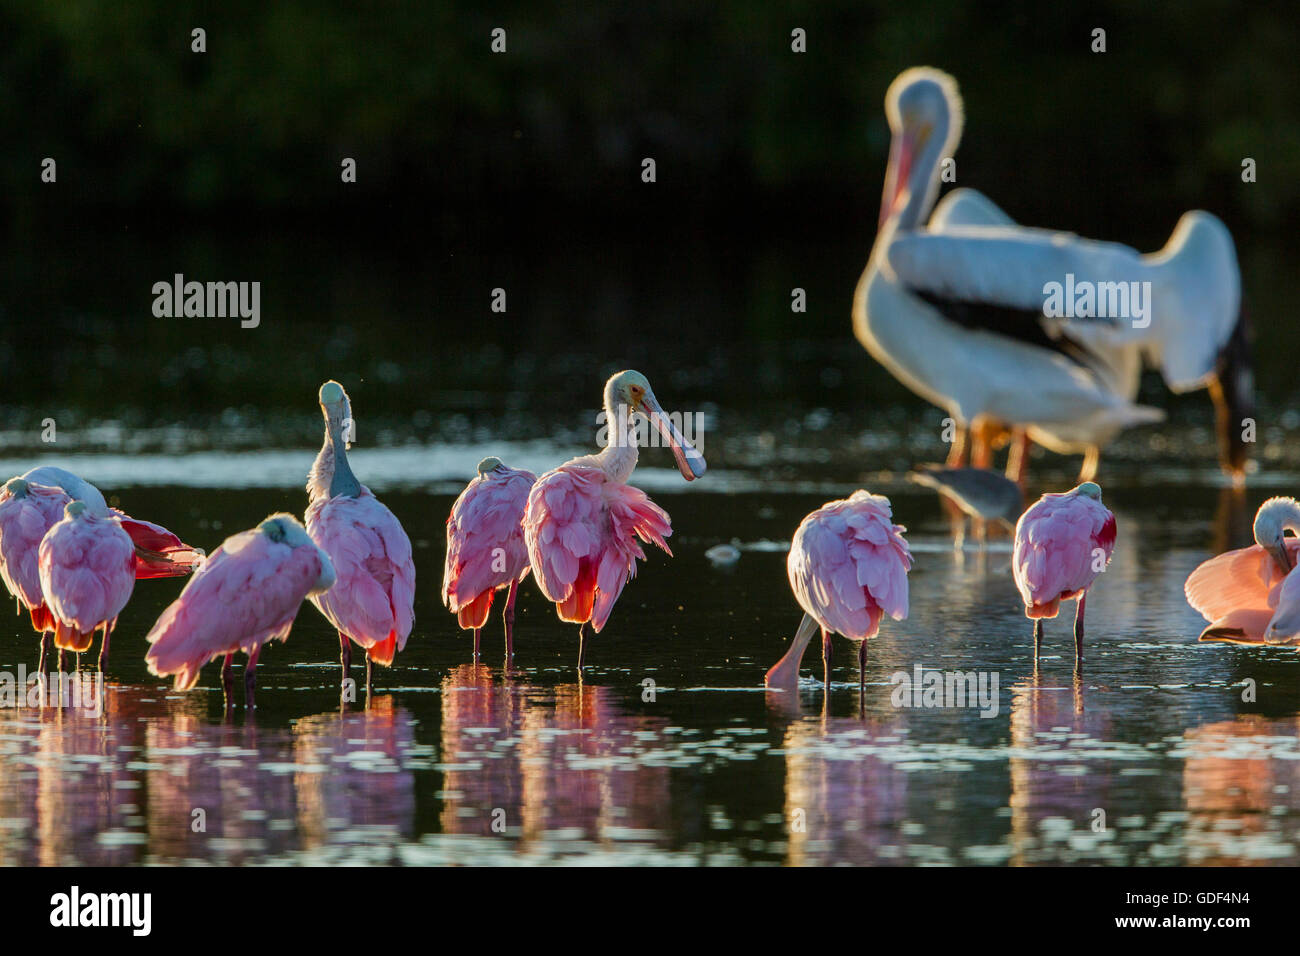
[855,67,1252,482]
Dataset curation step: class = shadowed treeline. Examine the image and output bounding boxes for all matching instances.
[1,1,1297,235]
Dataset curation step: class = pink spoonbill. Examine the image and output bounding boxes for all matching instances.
[765,491,912,697]
[145,513,336,707]
[523,370,706,670]
[1012,482,1116,667]
[443,457,537,661]
[37,500,136,671]
[0,469,203,671]
[1185,496,1300,645]
[305,381,416,698]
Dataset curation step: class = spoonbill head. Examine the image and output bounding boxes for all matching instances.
[1252,496,1300,574]
[603,370,706,481]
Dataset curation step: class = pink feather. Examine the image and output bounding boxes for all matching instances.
[443,465,536,629]
[1013,489,1116,618]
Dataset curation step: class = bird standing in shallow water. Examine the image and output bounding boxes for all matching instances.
[0,470,202,672]
[305,381,416,700]
[145,513,335,708]
[443,457,536,662]
[766,491,912,702]
[523,370,706,671]
[1012,482,1116,669]
[1185,496,1300,645]
[38,501,136,671]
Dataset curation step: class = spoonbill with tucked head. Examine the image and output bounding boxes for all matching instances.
[1012,482,1116,667]
[145,513,335,707]
[523,370,705,670]
[38,500,136,671]
[443,457,536,661]
[305,381,416,698]
[1186,496,1300,644]
[765,491,912,697]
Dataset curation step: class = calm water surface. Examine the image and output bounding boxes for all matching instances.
[1,457,1297,866]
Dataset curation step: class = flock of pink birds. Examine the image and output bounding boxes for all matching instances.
[0,369,1294,710]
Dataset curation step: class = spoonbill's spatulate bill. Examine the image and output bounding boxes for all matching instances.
[443,457,536,661]
[304,381,416,698]
[0,478,74,671]
[1186,496,1300,644]
[766,491,912,697]
[855,67,1251,483]
[144,513,335,708]
[1012,482,1116,668]
[37,500,136,671]
[523,370,705,670]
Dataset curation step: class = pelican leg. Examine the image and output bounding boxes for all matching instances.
[945,424,968,467]
[1006,429,1031,487]
[221,653,235,710]
[577,622,588,671]
[1074,593,1087,669]
[822,629,833,690]
[503,578,519,661]
[97,621,113,673]
[244,645,261,709]
[1079,446,1100,483]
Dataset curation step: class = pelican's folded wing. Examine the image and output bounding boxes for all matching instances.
[887,226,1148,333]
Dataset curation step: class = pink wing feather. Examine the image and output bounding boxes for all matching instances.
[145,529,326,690]
[523,465,672,632]
[38,511,136,648]
[787,491,912,641]
[0,482,71,614]
[306,487,416,665]
[1184,539,1300,643]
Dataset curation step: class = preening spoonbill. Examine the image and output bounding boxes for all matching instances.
[765,491,912,696]
[523,370,705,670]
[856,67,1251,482]
[443,457,536,661]
[37,501,136,671]
[1012,482,1116,667]
[0,470,202,671]
[1185,496,1300,644]
[145,513,336,707]
[305,381,416,698]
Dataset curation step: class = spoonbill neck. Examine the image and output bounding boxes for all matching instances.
[310,419,361,500]
[595,396,640,483]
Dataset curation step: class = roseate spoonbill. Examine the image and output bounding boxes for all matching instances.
[145,513,336,707]
[0,470,202,671]
[908,466,1022,547]
[856,67,1251,482]
[1185,496,1300,644]
[37,501,135,671]
[1012,482,1116,666]
[765,491,912,698]
[305,381,416,698]
[443,457,536,661]
[523,370,705,670]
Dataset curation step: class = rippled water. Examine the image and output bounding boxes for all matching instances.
[2,461,1297,866]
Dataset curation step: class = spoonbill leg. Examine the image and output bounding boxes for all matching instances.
[577,622,589,671]
[97,621,113,672]
[244,645,261,708]
[1074,593,1087,667]
[503,579,519,660]
[822,629,833,689]
[221,653,234,709]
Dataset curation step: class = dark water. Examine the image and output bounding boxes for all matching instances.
[2,472,1299,866]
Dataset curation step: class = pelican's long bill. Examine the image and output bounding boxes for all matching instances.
[641,392,707,482]
[879,129,914,231]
